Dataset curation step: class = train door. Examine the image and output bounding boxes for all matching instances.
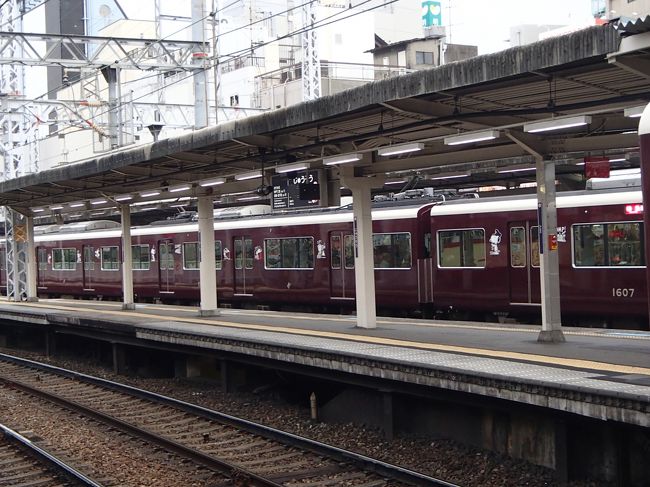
[508,222,541,305]
[82,245,95,291]
[233,236,253,295]
[36,247,47,289]
[329,231,355,299]
[158,240,175,294]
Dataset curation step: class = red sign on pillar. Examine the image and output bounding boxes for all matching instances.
[584,157,610,179]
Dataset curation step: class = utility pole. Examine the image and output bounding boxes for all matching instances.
[192,0,209,129]
[301,0,321,101]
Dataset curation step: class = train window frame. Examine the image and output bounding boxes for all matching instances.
[182,242,200,270]
[509,227,526,268]
[344,234,355,269]
[372,232,412,270]
[330,235,342,270]
[571,220,645,269]
[37,247,47,271]
[264,236,315,270]
[530,226,540,268]
[52,247,77,271]
[83,246,95,271]
[132,244,150,271]
[100,246,120,271]
[436,228,486,269]
[215,240,223,270]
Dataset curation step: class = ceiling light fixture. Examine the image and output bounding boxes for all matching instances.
[238,195,262,201]
[68,202,85,208]
[275,162,310,173]
[199,177,226,187]
[523,115,592,133]
[50,205,63,211]
[140,190,161,198]
[169,184,191,193]
[443,130,499,146]
[234,170,263,181]
[377,142,424,156]
[114,194,133,202]
[624,106,645,118]
[90,198,107,205]
[323,153,362,166]
[429,174,469,180]
[32,208,45,213]
[498,168,534,174]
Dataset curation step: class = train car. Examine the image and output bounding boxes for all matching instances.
[29,200,434,314]
[424,186,646,328]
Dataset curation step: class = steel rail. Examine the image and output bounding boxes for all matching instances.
[0,422,103,486]
[0,375,284,487]
[0,351,457,487]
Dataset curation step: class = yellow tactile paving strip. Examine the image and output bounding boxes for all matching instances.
[3,299,650,378]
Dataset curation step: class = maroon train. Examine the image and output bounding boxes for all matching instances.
[1,184,646,329]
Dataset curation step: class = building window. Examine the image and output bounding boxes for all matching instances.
[438,229,486,268]
[265,237,314,269]
[52,248,77,270]
[416,51,434,65]
[183,242,199,270]
[101,246,119,271]
[132,244,150,270]
[373,233,412,269]
[573,222,643,267]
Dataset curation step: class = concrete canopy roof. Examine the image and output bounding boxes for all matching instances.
[1,23,649,216]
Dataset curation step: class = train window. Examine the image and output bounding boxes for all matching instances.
[83,247,95,271]
[132,245,150,270]
[101,246,119,271]
[215,241,222,270]
[52,248,76,271]
[37,248,47,271]
[530,227,540,267]
[264,237,314,269]
[159,242,174,270]
[373,233,412,269]
[573,222,643,267]
[424,233,432,259]
[344,235,354,269]
[234,239,243,269]
[245,239,254,269]
[183,242,199,270]
[437,229,486,268]
[510,227,526,268]
[331,235,341,269]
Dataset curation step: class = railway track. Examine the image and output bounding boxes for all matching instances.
[0,422,99,486]
[0,352,457,487]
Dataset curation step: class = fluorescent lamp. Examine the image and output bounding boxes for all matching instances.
[323,153,362,166]
[169,184,191,193]
[68,214,82,218]
[444,130,499,146]
[238,195,262,201]
[140,190,161,198]
[523,115,591,133]
[91,198,107,205]
[91,211,105,216]
[276,162,310,173]
[609,157,626,162]
[385,178,407,185]
[114,194,133,202]
[199,177,225,187]
[377,142,424,156]
[235,170,262,181]
[624,106,645,118]
[429,174,468,180]
[68,201,85,208]
[50,205,64,210]
[498,168,534,174]
[32,208,45,213]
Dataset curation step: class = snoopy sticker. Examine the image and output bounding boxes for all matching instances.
[489,229,502,256]
[316,240,326,259]
[254,246,263,261]
[223,247,231,260]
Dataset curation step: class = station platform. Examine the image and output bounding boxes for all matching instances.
[0,298,648,429]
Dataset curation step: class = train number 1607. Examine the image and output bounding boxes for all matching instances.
[612,288,635,298]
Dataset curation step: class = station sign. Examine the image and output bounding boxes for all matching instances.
[271,169,325,210]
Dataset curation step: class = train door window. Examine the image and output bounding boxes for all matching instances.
[52,248,77,270]
[0,249,6,270]
[234,239,243,269]
[83,246,95,271]
[573,222,643,267]
[438,229,486,268]
[344,235,355,269]
[101,246,119,271]
[264,237,314,269]
[37,248,47,271]
[132,244,150,270]
[244,238,254,269]
[424,233,432,259]
[530,226,540,267]
[159,243,174,270]
[183,242,199,270]
[215,241,222,270]
[510,227,526,268]
[373,233,412,269]
[330,235,341,269]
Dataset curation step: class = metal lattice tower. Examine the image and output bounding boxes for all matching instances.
[301,0,321,101]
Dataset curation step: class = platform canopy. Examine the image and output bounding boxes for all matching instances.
[1,23,649,217]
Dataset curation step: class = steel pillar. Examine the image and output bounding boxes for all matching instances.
[101,67,121,149]
[121,204,135,310]
[25,214,37,301]
[639,103,650,324]
[192,0,208,128]
[536,157,565,343]
[301,0,321,101]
